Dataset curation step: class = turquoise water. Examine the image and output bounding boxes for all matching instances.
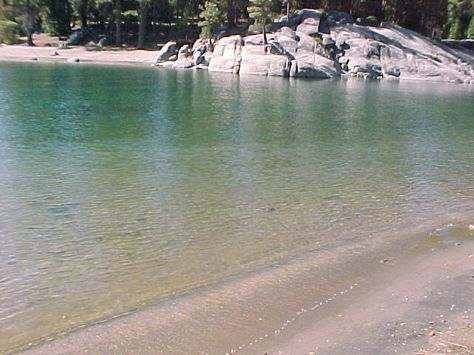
[0,62,473,352]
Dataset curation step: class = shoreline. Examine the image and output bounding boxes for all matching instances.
[0,44,157,68]
[15,212,474,354]
[1,44,473,86]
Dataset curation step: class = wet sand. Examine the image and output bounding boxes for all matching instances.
[14,214,474,355]
[0,44,157,67]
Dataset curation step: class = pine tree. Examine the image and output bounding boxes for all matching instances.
[42,0,71,35]
[199,0,224,48]
[137,0,152,48]
[468,13,474,38]
[71,0,88,29]
[10,0,42,45]
[247,0,274,45]
[447,0,472,39]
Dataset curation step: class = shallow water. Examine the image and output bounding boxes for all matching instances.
[0,62,473,352]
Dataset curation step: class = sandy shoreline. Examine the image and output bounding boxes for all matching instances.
[0,44,158,67]
[11,213,474,355]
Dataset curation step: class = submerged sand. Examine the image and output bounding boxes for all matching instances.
[13,214,474,355]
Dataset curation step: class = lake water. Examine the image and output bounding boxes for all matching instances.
[0,62,473,352]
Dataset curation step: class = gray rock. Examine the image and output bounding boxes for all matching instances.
[67,57,80,63]
[277,33,298,58]
[326,10,354,25]
[356,17,380,27]
[244,34,266,46]
[330,21,474,82]
[240,45,290,77]
[348,58,382,78]
[194,9,474,83]
[292,53,340,78]
[177,44,191,58]
[280,26,297,40]
[193,48,205,66]
[156,42,177,63]
[296,18,321,35]
[270,19,290,32]
[208,35,243,74]
[65,29,92,46]
[172,44,194,69]
[172,58,194,69]
[191,39,210,66]
[270,42,287,56]
[296,31,324,55]
[192,38,209,52]
[289,59,298,77]
[296,9,324,22]
[203,52,213,65]
[321,35,337,59]
[97,36,111,47]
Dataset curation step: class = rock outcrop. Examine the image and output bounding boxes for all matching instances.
[155,42,177,63]
[208,35,243,74]
[155,9,474,83]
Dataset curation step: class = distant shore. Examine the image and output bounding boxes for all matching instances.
[0,44,158,67]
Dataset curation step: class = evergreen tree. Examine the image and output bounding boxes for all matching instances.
[468,13,474,38]
[42,0,71,35]
[198,0,224,48]
[71,0,88,29]
[137,0,151,48]
[447,0,472,39]
[247,0,274,44]
[10,0,43,45]
[114,0,122,45]
[96,0,122,46]
[226,0,235,28]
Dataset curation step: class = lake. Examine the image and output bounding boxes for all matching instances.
[0,62,473,352]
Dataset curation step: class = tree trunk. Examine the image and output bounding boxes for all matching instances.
[263,24,267,45]
[137,1,148,49]
[209,37,214,51]
[286,0,290,19]
[26,31,34,46]
[115,0,122,46]
[66,0,72,32]
[80,0,88,29]
[152,3,157,34]
[226,0,234,28]
[26,0,34,46]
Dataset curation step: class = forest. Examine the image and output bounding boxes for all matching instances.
[0,0,473,47]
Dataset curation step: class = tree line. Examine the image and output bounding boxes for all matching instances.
[0,0,473,47]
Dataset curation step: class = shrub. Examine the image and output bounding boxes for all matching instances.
[0,20,18,44]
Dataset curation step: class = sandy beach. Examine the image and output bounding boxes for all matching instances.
[0,43,158,67]
[13,215,474,355]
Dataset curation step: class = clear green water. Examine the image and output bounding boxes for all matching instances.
[0,62,473,352]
